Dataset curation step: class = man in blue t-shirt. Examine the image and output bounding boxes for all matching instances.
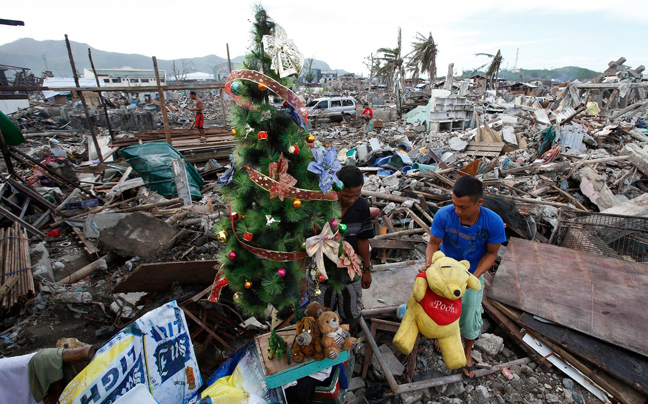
[423,175,506,379]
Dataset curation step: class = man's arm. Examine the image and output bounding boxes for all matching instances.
[357,238,372,289]
[421,235,443,272]
[472,243,501,278]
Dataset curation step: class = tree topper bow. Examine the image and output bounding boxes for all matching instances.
[262,24,304,78]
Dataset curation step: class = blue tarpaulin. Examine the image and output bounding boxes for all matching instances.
[121,142,204,199]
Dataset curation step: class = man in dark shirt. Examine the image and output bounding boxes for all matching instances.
[308,166,374,325]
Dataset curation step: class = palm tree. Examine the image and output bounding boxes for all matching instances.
[376,28,405,91]
[474,50,503,92]
[407,32,438,94]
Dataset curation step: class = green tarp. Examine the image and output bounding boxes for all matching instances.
[0,111,25,146]
[121,142,204,199]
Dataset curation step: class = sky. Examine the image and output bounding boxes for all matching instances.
[2,0,647,77]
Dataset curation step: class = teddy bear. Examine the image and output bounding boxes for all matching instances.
[318,311,355,360]
[305,301,331,320]
[291,316,325,363]
[393,251,482,369]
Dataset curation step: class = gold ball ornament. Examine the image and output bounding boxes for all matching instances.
[258,82,268,91]
[313,287,322,297]
[216,230,229,243]
[231,128,237,136]
[233,292,243,303]
[244,280,253,289]
[301,241,306,250]
[307,134,315,143]
[292,199,302,208]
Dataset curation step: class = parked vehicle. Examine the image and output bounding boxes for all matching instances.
[306,96,358,122]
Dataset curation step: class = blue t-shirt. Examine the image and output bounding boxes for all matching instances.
[430,205,506,274]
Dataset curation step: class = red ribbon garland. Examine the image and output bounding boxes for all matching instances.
[244,165,338,201]
[228,205,308,262]
[224,69,309,125]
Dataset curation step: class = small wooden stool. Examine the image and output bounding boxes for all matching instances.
[361,318,420,382]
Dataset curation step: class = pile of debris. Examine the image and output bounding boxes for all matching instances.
[1,56,648,404]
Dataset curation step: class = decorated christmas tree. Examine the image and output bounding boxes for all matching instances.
[212,6,363,315]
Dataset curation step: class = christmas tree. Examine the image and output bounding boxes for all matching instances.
[214,7,363,315]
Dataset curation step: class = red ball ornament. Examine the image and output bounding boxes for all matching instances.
[231,212,239,221]
[331,219,338,228]
[243,231,253,242]
[258,131,269,141]
[288,145,299,154]
[228,251,237,260]
[318,274,327,282]
[277,268,286,277]
[220,278,228,286]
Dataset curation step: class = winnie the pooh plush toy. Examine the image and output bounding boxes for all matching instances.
[291,316,325,362]
[318,311,355,360]
[393,251,481,369]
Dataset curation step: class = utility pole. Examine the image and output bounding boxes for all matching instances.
[64,34,103,164]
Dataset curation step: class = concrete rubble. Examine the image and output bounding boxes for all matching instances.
[1,56,648,404]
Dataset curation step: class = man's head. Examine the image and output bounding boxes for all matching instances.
[189,91,197,99]
[363,103,369,109]
[451,175,483,222]
[337,166,364,209]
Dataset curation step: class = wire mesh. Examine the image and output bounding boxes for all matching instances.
[551,210,648,264]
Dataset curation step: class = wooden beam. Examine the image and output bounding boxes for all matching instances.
[181,307,235,353]
[152,56,172,144]
[370,238,416,250]
[1,83,226,93]
[65,34,103,164]
[0,206,46,238]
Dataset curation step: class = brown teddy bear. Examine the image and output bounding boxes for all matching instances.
[318,311,355,360]
[291,316,325,363]
[305,301,331,320]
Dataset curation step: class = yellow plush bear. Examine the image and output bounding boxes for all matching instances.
[393,251,482,369]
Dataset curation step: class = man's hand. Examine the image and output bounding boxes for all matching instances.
[361,271,372,289]
[418,264,429,273]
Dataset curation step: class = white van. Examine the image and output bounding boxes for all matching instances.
[306,96,358,121]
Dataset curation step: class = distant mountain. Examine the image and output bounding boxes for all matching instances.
[460,66,600,82]
[0,38,350,81]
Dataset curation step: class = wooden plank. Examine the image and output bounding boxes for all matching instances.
[0,206,46,238]
[482,273,549,369]
[370,238,416,250]
[112,260,218,293]
[465,141,505,157]
[71,227,99,255]
[489,238,648,357]
[519,312,648,395]
[1,83,226,92]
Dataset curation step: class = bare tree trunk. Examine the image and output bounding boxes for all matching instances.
[368,54,374,92]
[430,58,436,95]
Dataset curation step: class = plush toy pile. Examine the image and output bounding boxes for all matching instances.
[290,302,355,363]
